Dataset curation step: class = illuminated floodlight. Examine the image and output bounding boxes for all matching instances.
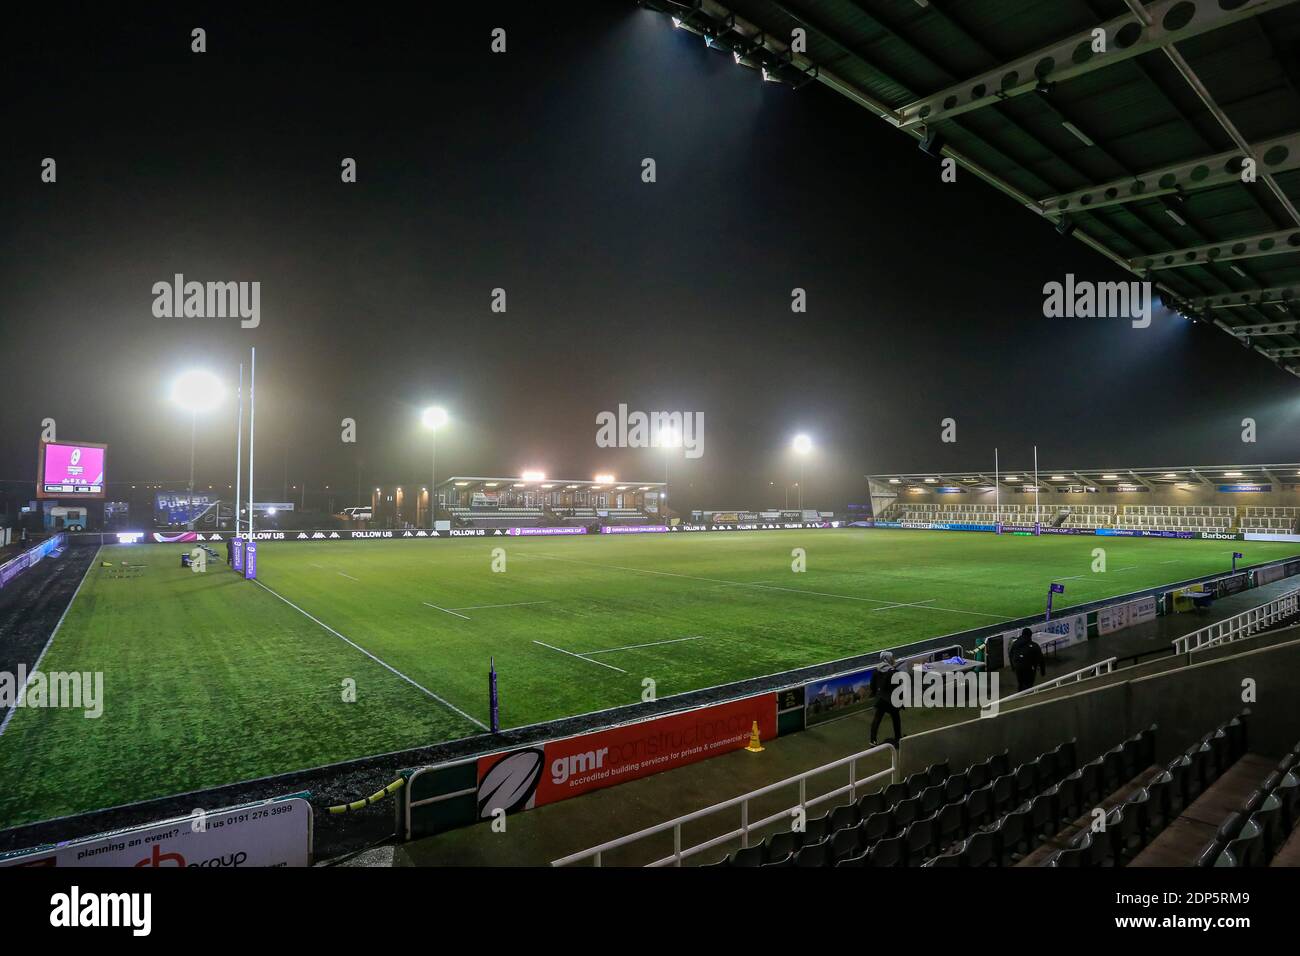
[521,470,546,481]
[594,473,615,483]
[170,369,224,413]
[1224,471,1243,477]
[1050,475,1066,481]
[421,406,449,430]
[792,434,813,455]
[1101,474,1118,480]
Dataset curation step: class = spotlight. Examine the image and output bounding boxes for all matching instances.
[919,127,946,158]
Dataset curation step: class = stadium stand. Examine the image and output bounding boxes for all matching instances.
[449,506,544,529]
[1116,505,1236,534]
[692,712,1300,867]
[1240,506,1300,533]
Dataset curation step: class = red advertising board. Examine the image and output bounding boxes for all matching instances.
[475,693,777,819]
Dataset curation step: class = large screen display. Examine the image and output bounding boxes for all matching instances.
[37,440,107,499]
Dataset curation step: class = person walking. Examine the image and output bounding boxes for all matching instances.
[1009,628,1046,692]
[869,650,904,747]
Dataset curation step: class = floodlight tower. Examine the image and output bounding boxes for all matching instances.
[792,433,813,510]
[170,369,225,529]
[421,406,449,526]
[657,424,681,507]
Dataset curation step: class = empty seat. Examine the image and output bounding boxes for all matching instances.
[867,833,906,867]
[860,811,894,844]
[829,803,859,833]
[795,838,831,867]
[856,790,888,819]
[732,843,765,867]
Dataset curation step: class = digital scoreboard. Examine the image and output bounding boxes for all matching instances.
[37,440,108,499]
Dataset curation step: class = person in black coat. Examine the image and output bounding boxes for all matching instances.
[1008,628,1046,692]
[869,650,904,747]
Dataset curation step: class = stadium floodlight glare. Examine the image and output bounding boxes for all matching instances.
[421,406,449,430]
[170,369,224,414]
[594,473,615,483]
[420,406,450,526]
[1101,474,1118,480]
[170,368,225,530]
[1050,475,1066,481]
[1224,471,1243,477]
[790,435,813,508]
[521,470,546,481]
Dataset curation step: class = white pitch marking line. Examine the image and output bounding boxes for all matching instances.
[533,640,628,673]
[423,602,471,620]
[338,571,359,581]
[255,580,488,731]
[870,599,937,612]
[446,601,552,611]
[580,635,706,655]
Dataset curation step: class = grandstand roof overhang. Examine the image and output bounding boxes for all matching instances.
[436,476,667,491]
[641,0,1300,379]
[868,463,1300,488]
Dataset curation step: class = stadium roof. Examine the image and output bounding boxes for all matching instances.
[435,476,667,490]
[642,0,1300,378]
[868,462,1300,487]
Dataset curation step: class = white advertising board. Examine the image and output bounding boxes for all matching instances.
[0,796,312,868]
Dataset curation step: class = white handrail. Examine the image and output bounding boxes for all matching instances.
[1171,586,1300,655]
[992,656,1117,708]
[551,742,898,867]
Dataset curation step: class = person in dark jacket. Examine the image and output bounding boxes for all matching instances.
[1009,628,1046,692]
[869,650,904,747]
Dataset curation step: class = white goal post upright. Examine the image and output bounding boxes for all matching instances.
[994,447,1000,530]
[234,362,243,536]
[247,346,256,537]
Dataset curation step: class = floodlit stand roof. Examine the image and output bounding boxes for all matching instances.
[868,463,1300,487]
[643,0,1300,378]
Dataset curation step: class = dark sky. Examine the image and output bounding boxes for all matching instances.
[2,1,1297,513]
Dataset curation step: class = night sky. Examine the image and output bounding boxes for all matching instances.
[3,2,1297,514]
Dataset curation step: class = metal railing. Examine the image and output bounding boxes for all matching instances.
[551,742,898,868]
[989,657,1117,710]
[1172,586,1300,655]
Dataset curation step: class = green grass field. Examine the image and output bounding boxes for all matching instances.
[2,527,1297,828]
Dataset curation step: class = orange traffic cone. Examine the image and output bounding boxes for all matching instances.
[745,720,764,753]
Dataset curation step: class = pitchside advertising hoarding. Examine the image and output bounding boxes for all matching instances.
[0,796,312,868]
[1096,594,1158,636]
[474,694,777,819]
[36,440,107,499]
[997,613,1088,665]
